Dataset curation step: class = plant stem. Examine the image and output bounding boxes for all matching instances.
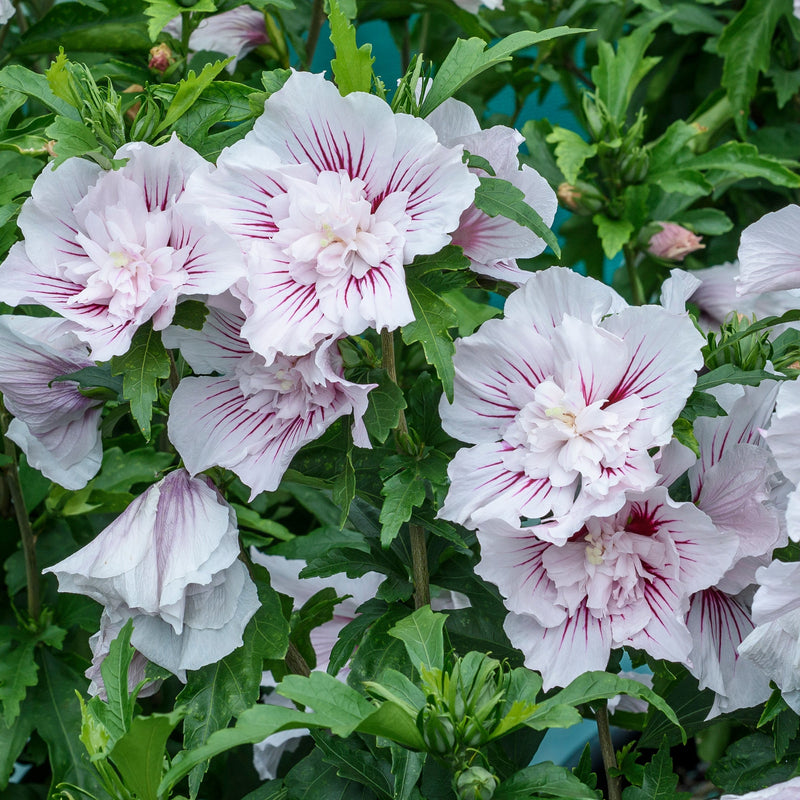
[285,641,311,677]
[305,0,325,69]
[623,245,646,306]
[380,329,430,609]
[596,704,622,800]
[0,400,40,621]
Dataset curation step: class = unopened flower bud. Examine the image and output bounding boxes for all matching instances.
[647,222,705,261]
[557,181,605,216]
[582,95,606,141]
[148,43,174,74]
[619,147,650,184]
[422,711,457,756]
[456,767,498,800]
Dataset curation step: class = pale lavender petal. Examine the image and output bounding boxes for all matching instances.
[440,319,555,444]
[474,519,563,623]
[659,268,701,314]
[764,378,800,485]
[686,588,770,716]
[116,134,207,212]
[439,441,572,529]
[738,205,800,295]
[0,315,102,490]
[504,605,612,692]
[503,266,628,333]
[720,776,800,800]
[751,560,800,624]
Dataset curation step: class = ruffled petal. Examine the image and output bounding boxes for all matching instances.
[738,205,800,294]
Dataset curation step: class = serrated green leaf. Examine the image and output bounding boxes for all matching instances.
[110,324,171,440]
[44,116,105,166]
[708,732,800,795]
[673,208,732,235]
[420,27,585,117]
[313,730,394,799]
[0,65,81,120]
[388,606,446,673]
[546,127,597,185]
[402,279,457,401]
[592,22,663,124]
[0,640,37,726]
[688,141,800,188]
[171,299,209,330]
[156,56,232,134]
[390,743,426,800]
[593,214,634,259]
[473,175,561,258]
[145,0,217,41]
[495,762,601,800]
[91,446,173,493]
[358,368,407,443]
[379,467,426,547]
[0,712,35,790]
[329,0,374,95]
[110,709,185,800]
[94,618,136,746]
[622,738,689,800]
[717,0,788,138]
[277,672,376,733]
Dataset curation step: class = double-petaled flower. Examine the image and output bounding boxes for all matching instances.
[0,135,244,361]
[182,70,478,364]
[438,266,705,542]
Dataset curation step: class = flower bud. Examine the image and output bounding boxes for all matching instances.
[582,95,606,141]
[647,222,704,261]
[456,767,498,800]
[619,147,650,184]
[422,710,457,756]
[557,181,605,215]
[148,43,175,74]
[130,96,161,142]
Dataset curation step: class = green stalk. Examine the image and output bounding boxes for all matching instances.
[380,329,430,610]
[623,245,646,306]
[0,399,40,622]
[596,704,622,800]
[305,0,325,69]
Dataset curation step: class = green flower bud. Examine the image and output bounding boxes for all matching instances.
[456,767,498,800]
[422,710,457,756]
[619,147,650,184]
[557,181,605,216]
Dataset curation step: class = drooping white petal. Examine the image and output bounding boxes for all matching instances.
[0,315,103,490]
[738,205,800,295]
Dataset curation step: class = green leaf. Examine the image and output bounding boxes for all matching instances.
[93,618,136,744]
[358,368,407,444]
[473,176,561,258]
[495,762,601,800]
[534,672,684,741]
[329,0,374,95]
[687,141,800,188]
[770,64,800,109]
[313,730,394,799]
[29,650,105,796]
[91,446,174,493]
[0,713,35,790]
[623,737,689,800]
[0,65,81,120]
[708,732,800,795]
[672,208,732,235]
[178,641,262,797]
[420,27,585,117]
[145,0,217,41]
[591,17,663,123]
[44,115,105,166]
[593,214,634,259]
[390,744,426,800]
[379,467,426,547]
[156,57,233,135]
[110,710,185,800]
[171,299,209,330]
[388,606,446,673]
[671,417,700,458]
[110,324,171,440]
[546,127,597,185]
[694,365,782,392]
[0,639,37,726]
[402,279,457,401]
[277,672,377,735]
[717,0,789,138]
[15,0,150,54]
[332,437,356,528]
